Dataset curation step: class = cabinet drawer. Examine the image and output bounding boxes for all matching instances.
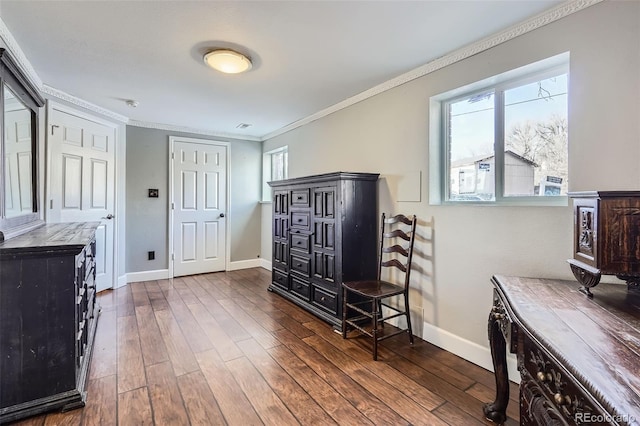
[290,254,311,277]
[291,189,310,207]
[291,211,310,229]
[291,276,310,300]
[312,286,338,315]
[272,269,289,290]
[291,233,311,253]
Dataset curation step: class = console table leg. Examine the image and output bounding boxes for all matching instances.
[483,311,509,424]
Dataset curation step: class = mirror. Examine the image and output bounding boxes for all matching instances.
[0,48,44,240]
[4,85,34,218]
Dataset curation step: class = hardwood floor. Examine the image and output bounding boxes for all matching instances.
[10,268,519,425]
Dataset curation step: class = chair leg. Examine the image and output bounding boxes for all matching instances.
[372,297,379,361]
[378,299,384,329]
[342,287,348,339]
[404,292,414,345]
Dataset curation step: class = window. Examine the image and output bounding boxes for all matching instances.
[262,146,288,202]
[430,53,569,205]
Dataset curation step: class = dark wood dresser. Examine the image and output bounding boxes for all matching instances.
[484,275,640,425]
[268,172,379,327]
[0,222,100,423]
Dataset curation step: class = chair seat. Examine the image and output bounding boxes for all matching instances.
[342,280,405,298]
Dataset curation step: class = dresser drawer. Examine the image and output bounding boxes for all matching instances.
[291,211,310,230]
[312,286,338,315]
[291,189,310,207]
[290,276,310,300]
[272,269,289,290]
[290,232,311,253]
[290,254,311,277]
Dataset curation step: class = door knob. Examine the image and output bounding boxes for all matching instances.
[219,213,225,218]
[102,214,115,220]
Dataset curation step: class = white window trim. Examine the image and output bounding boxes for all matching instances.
[429,52,570,207]
[262,146,288,203]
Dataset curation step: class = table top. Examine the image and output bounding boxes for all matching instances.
[0,222,99,257]
[492,275,640,422]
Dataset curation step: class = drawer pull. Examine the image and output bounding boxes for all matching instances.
[297,218,303,222]
[320,296,326,302]
[296,241,302,245]
[554,393,571,406]
[296,285,302,289]
[297,196,303,200]
[296,263,302,267]
[536,371,549,382]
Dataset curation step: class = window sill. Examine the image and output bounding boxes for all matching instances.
[437,196,569,207]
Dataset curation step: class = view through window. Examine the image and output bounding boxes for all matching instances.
[446,72,568,202]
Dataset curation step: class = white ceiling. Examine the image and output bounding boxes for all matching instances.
[0,0,565,141]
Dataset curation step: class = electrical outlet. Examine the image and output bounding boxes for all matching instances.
[148,188,159,198]
[148,251,155,260]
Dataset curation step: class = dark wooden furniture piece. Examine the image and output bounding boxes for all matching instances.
[568,191,640,297]
[342,213,417,360]
[268,172,379,327]
[484,275,640,425]
[0,222,100,423]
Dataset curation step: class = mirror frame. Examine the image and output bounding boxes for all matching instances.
[0,48,45,241]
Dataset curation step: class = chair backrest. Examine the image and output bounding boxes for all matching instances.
[377,213,417,289]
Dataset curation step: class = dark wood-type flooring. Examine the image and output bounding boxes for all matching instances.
[10,268,519,425]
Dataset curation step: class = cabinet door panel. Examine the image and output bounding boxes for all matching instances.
[313,187,336,218]
[313,252,335,284]
[274,217,289,240]
[273,241,288,269]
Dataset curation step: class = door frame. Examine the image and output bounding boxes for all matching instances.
[45,100,122,289]
[168,136,230,278]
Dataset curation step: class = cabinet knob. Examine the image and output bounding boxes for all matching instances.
[536,371,548,382]
[553,393,570,406]
[296,241,301,245]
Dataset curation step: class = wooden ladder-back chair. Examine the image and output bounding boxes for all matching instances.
[341,213,417,360]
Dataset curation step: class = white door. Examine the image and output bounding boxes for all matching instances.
[171,138,227,277]
[48,106,116,292]
[4,106,33,217]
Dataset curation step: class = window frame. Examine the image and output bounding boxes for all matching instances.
[262,146,288,202]
[430,53,570,207]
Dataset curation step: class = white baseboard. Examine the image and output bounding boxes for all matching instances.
[126,269,171,283]
[259,258,272,270]
[116,274,128,288]
[422,321,520,384]
[227,258,264,271]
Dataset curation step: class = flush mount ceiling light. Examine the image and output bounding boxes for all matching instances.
[204,49,252,74]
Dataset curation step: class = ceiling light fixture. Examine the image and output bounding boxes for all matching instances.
[204,49,252,74]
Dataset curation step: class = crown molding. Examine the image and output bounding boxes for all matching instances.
[261,0,603,142]
[0,17,42,89]
[127,120,262,142]
[42,85,129,122]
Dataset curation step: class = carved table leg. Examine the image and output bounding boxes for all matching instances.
[483,310,509,424]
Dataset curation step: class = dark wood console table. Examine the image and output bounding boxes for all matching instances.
[484,275,640,425]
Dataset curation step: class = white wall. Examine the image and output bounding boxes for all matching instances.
[262,1,640,369]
